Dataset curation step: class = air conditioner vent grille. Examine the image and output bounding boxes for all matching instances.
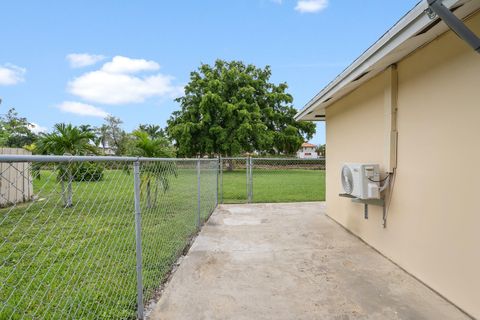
[341,165,354,194]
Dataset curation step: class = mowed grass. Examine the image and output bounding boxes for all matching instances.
[0,166,217,319]
[222,169,325,203]
[1,165,323,319]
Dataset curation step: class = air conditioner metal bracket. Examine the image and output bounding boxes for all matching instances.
[427,0,480,54]
[339,193,387,228]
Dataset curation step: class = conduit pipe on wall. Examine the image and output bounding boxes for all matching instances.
[381,64,399,228]
[384,65,398,174]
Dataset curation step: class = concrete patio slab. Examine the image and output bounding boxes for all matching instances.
[148,202,470,320]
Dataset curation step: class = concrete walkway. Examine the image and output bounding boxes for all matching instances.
[148,202,469,320]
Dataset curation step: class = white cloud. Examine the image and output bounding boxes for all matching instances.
[295,0,328,13]
[66,53,106,68]
[101,56,160,74]
[29,123,48,134]
[57,101,109,118]
[68,55,183,105]
[0,64,26,85]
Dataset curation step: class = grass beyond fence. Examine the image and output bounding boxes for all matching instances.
[222,169,325,203]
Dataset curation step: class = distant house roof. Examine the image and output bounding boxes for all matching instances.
[301,142,316,148]
[295,0,480,121]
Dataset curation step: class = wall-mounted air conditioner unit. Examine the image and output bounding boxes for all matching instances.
[341,163,381,200]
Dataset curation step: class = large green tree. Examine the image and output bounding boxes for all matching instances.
[166,60,315,157]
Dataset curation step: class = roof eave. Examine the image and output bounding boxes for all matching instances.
[295,0,477,121]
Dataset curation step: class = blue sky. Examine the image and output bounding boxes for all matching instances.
[0,0,419,145]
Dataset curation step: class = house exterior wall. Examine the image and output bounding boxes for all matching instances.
[325,12,480,318]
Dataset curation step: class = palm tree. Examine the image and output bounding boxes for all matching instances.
[138,124,165,140]
[131,130,172,158]
[78,124,93,133]
[37,123,97,155]
[37,123,97,207]
[131,130,175,208]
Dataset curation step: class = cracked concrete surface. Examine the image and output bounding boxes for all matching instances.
[148,202,470,320]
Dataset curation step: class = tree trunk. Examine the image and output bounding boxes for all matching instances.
[153,180,159,207]
[61,173,73,208]
[226,159,235,172]
[146,179,151,209]
[61,179,66,206]
[66,173,73,207]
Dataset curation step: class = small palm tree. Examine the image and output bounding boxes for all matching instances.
[37,123,97,207]
[37,123,97,155]
[131,130,176,208]
[132,130,172,158]
[78,124,93,133]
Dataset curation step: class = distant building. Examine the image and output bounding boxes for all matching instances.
[101,146,116,156]
[91,141,116,156]
[296,142,318,159]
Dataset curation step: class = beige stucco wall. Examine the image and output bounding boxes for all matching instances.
[325,12,480,318]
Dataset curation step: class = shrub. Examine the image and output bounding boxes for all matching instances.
[72,162,104,182]
[57,162,104,182]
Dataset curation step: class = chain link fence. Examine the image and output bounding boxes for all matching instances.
[1,155,324,319]
[220,157,326,204]
[0,155,218,320]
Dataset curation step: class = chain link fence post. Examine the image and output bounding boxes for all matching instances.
[247,156,253,203]
[215,157,219,207]
[250,157,254,203]
[196,158,201,228]
[219,156,223,204]
[246,156,249,203]
[133,161,144,320]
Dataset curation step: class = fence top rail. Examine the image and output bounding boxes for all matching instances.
[0,154,218,163]
[252,157,325,161]
[222,157,325,161]
[0,154,325,163]
[220,157,244,160]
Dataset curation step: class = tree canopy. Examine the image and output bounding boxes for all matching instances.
[0,108,37,148]
[166,60,315,157]
[101,115,130,155]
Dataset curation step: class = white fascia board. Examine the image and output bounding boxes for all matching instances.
[295,0,468,121]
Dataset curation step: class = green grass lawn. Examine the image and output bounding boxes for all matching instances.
[1,165,324,319]
[221,169,325,203]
